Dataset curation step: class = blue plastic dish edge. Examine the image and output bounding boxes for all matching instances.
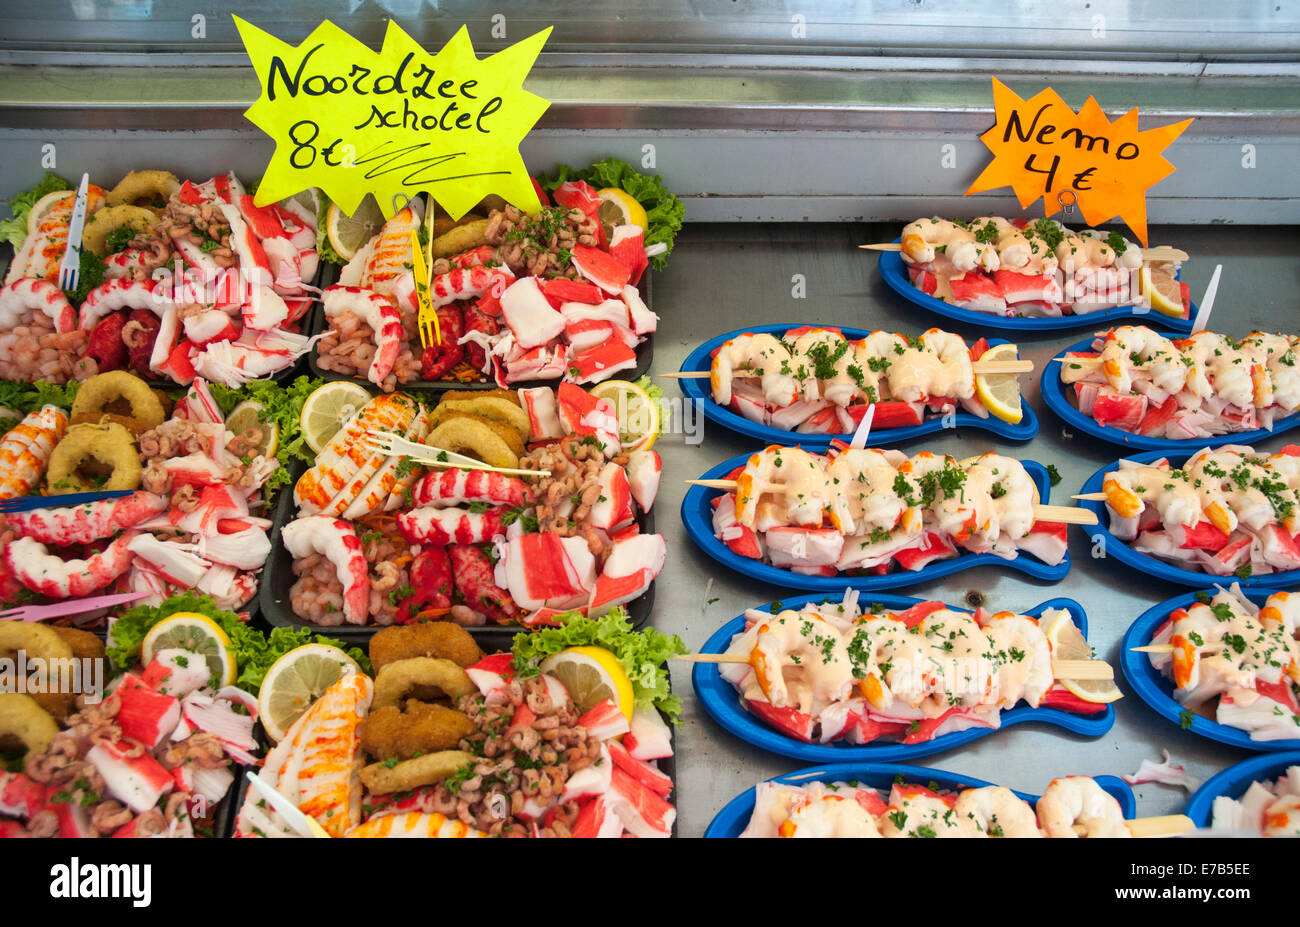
[677,322,1038,447]
[1183,751,1300,828]
[1040,332,1300,452]
[878,247,1196,334]
[704,761,1135,837]
[1078,449,1300,589]
[692,590,1114,765]
[1121,586,1300,753]
[681,451,1071,593]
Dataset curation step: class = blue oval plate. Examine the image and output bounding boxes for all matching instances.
[1121,587,1300,752]
[1078,451,1300,588]
[682,451,1071,592]
[1183,752,1300,828]
[705,761,1135,837]
[1041,332,1300,453]
[878,246,1196,334]
[693,591,1114,764]
[677,322,1038,447]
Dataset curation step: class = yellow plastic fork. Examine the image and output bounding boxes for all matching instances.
[412,228,440,349]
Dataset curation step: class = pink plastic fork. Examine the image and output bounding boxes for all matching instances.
[0,591,148,623]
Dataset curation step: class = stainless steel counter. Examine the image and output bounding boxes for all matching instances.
[649,221,1300,837]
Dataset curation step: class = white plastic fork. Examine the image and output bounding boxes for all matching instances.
[56,173,90,293]
[359,430,548,478]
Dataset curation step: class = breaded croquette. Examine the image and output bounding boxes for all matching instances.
[359,700,475,761]
[369,621,483,674]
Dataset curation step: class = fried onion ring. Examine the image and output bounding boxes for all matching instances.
[0,694,59,759]
[82,205,157,256]
[70,371,165,431]
[369,622,483,674]
[46,422,141,494]
[105,169,181,208]
[423,415,522,469]
[358,749,476,794]
[372,657,475,710]
[435,397,530,443]
[0,621,75,720]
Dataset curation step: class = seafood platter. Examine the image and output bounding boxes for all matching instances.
[0,159,685,838]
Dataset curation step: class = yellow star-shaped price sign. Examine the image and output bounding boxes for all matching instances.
[234,17,551,220]
[965,78,1192,245]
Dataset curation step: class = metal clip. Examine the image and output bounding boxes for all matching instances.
[391,192,412,215]
[1057,190,1077,216]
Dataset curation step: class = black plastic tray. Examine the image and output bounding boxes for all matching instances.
[221,687,676,838]
[259,460,657,645]
[307,264,655,392]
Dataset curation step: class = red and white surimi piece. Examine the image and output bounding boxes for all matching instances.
[0,278,77,332]
[501,276,566,349]
[2,532,138,598]
[5,491,167,545]
[396,506,508,547]
[280,515,371,625]
[497,531,596,611]
[408,469,529,509]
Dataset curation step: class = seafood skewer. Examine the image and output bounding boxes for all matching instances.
[886,216,1189,319]
[742,774,1189,838]
[710,592,1116,747]
[696,444,1089,578]
[680,326,1027,435]
[1089,444,1300,577]
[1058,326,1300,440]
[1145,584,1300,742]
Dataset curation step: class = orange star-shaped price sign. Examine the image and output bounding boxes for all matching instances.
[235,17,551,220]
[965,78,1192,245]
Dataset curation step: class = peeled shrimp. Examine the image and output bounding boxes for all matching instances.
[1100,326,1187,395]
[281,515,371,625]
[889,329,974,402]
[748,610,853,712]
[1036,776,1130,838]
[321,285,404,388]
[711,333,797,408]
[734,445,829,528]
[954,786,1043,837]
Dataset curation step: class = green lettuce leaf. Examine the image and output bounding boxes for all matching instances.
[510,607,687,722]
[106,590,369,695]
[537,158,684,271]
[1,171,71,251]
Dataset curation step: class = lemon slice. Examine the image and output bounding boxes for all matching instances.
[539,645,635,719]
[590,378,660,451]
[299,381,372,454]
[226,399,279,459]
[1140,263,1185,318]
[27,189,73,238]
[596,187,648,240]
[257,643,360,743]
[1044,609,1122,704]
[325,193,385,262]
[141,612,237,689]
[283,188,321,221]
[974,342,1024,425]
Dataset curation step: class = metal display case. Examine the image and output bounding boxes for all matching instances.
[2,1,1299,837]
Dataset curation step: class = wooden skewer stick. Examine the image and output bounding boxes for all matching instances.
[661,360,1034,378]
[1048,354,1102,365]
[859,243,902,252]
[1071,493,1108,502]
[1123,814,1196,838]
[673,653,1112,680]
[684,480,1098,526]
[1131,643,1226,656]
